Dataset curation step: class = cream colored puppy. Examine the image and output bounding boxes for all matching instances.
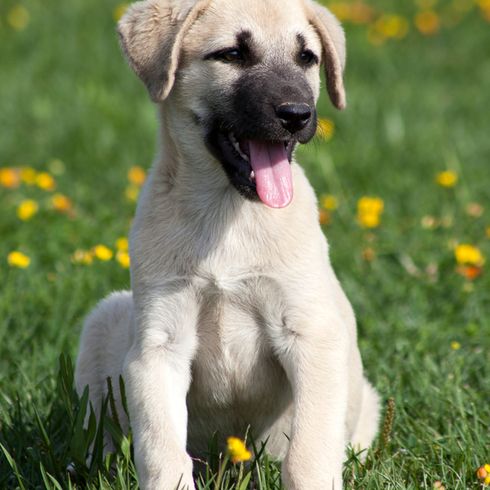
[75,0,380,488]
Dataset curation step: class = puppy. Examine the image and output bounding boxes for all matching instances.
[75,0,380,488]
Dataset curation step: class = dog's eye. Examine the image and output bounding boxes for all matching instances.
[211,49,244,64]
[299,49,318,66]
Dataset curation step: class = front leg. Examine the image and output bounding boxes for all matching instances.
[124,284,199,490]
[274,305,349,490]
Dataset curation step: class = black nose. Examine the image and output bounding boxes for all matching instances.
[276,103,312,133]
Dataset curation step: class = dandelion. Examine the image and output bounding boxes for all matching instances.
[117,250,131,269]
[113,3,129,22]
[358,196,384,215]
[436,170,458,188]
[375,14,410,40]
[316,118,335,141]
[357,197,384,229]
[328,2,374,24]
[116,237,129,251]
[51,194,73,213]
[128,166,146,186]
[17,199,39,221]
[477,0,490,20]
[415,10,440,35]
[36,172,56,191]
[72,250,94,265]
[93,245,113,261]
[20,167,37,185]
[7,251,30,268]
[7,5,30,31]
[450,341,461,351]
[320,194,338,211]
[454,244,485,266]
[227,437,252,464]
[0,167,21,188]
[477,464,490,485]
[457,265,483,281]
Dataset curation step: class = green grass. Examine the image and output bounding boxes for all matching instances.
[1,0,489,488]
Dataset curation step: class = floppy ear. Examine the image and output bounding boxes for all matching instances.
[304,1,347,110]
[118,0,211,102]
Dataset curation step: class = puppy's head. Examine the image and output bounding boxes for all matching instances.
[119,0,346,208]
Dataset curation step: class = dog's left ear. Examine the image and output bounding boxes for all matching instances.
[118,0,211,102]
[304,1,347,110]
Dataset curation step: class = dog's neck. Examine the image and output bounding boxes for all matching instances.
[154,105,248,215]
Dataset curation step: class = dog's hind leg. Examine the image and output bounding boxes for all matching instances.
[75,291,133,455]
[349,378,380,457]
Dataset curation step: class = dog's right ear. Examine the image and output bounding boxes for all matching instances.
[118,0,210,102]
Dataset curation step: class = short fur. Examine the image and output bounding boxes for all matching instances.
[75,0,380,488]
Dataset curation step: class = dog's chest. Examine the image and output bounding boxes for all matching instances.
[187,274,291,443]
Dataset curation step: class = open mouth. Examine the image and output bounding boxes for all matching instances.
[208,130,297,208]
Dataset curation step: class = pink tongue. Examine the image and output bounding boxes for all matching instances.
[247,141,293,208]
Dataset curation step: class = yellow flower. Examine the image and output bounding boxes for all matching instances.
[357,197,384,229]
[17,199,39,221]
[125,185,140,202]
[72,250,94,265]
[227,437,252,464]
[116,250,131,269]
[320,194,338,211]
[7,5,30,31]
[375,14,409,40]
[328,2,374,24]
[454,244,485,266]
[51,194,73,213]
[93,245,114,261]
[7,251,30,268]
[113,3,129,22]
[128,166,146,186]
[0,167,21,188]
[358,212,381,229]
[316,118,335,141]
[477,465,490,484]
[116,237,129,251]
[358,196,384,215]
[415,10,440,35]
[20,167,37,185]
[436,170,458,188]
[450,341,461,351]
[36,172,56,191]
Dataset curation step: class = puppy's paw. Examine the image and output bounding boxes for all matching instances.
[282,470,343,490]
[282,454,343,490]
[138,454,195,490]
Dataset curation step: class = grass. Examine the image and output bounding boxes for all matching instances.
[1,0,489,488]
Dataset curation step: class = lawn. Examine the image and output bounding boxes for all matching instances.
[0,0,489,488]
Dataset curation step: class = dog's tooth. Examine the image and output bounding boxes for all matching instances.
[250,170,255,180]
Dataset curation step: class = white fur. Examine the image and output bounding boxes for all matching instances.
[75,0,380,488]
